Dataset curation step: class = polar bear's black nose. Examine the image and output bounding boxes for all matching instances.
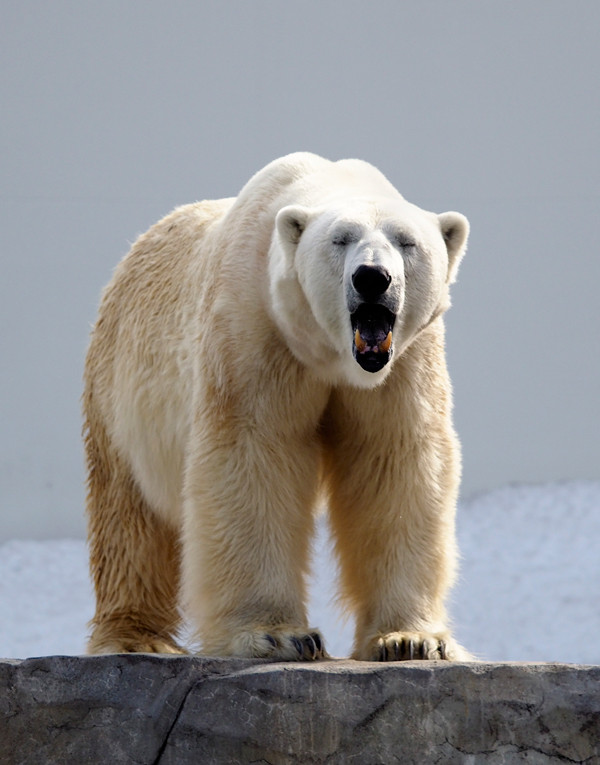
[352,264,392,302]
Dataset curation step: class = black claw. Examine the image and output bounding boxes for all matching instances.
[379,642,388,661]
[310,632,323,654]
[265,634,278,649]
[439,640,447,660]
[304,634,318,659]
[408,639,415,660]
[391,640,400,660]
[291,637,304,657]
[420,641,427,660]
[399,638,408,660]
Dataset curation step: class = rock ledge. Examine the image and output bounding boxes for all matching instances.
[1,655,599,763]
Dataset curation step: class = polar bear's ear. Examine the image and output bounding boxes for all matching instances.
[276,205,311,250]
[438,212,469,284]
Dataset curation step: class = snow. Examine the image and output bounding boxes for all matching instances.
[1,481,598,663]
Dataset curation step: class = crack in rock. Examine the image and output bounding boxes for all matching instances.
[152,676,204,765]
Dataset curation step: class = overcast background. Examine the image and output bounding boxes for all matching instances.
[1,1,599,541]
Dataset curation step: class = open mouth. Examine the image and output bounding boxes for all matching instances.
[351,304,395,373]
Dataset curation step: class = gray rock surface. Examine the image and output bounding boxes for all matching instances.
[1,656,599,764]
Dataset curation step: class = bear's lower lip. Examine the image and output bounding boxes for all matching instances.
[351,304,395,373]
[354,349,390,372]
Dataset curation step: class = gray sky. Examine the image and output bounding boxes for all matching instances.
[1,1,599,539]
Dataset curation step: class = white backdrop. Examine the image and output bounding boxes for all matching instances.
[1,1,599,540]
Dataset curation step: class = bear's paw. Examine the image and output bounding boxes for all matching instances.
[227,626,327,661]
[88,630,187,655]
[358,631,470,662]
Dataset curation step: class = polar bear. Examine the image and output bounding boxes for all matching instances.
[84,152,471,661]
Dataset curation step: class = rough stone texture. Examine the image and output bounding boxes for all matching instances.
[1,656,599,764]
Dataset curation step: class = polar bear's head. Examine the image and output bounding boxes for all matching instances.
[270,196,468,389]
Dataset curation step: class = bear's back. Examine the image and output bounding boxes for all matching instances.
[228,152,400,222]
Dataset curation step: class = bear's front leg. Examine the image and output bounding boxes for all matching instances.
[181,400,328,660]
[323,368,471,662]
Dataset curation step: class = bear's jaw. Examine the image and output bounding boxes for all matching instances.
[351,304,395,373]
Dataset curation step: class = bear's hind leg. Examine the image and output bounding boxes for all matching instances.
[85,421,185,655]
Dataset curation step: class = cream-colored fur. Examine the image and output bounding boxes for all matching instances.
[84,152,471,661]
